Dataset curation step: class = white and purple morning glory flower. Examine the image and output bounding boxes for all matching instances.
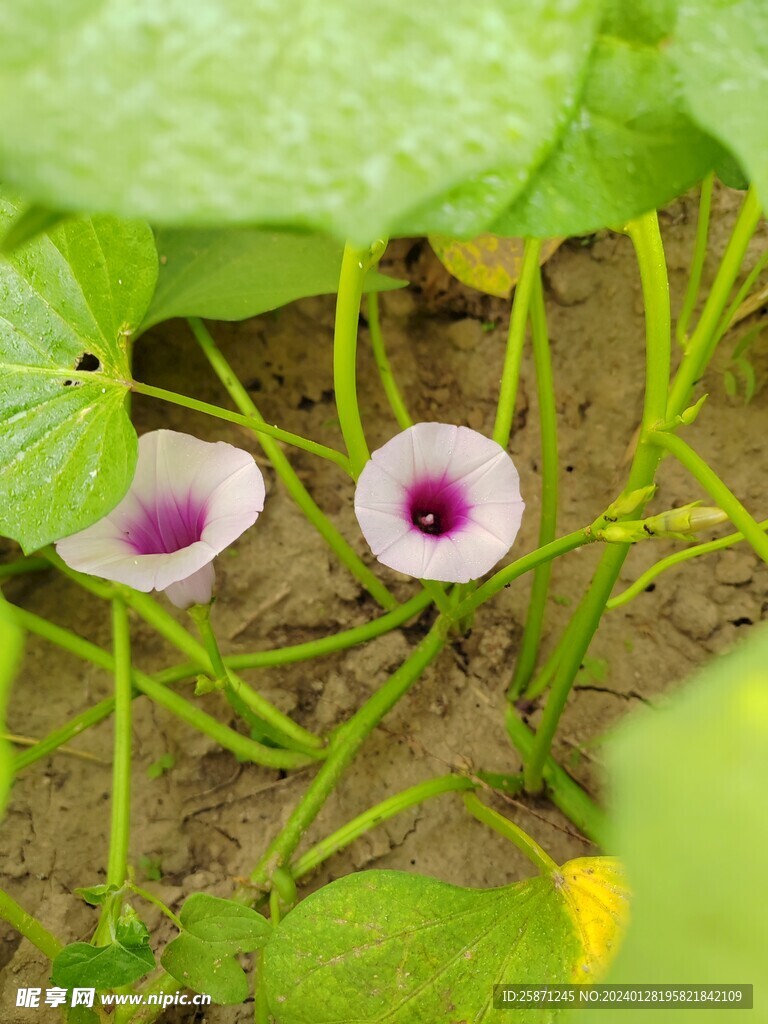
[354,422,524,583]
[56,430,265,609]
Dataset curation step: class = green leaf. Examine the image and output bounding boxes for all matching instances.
[0,192,157,552]
[264,862,628,1022]
[577,628,768,1024]
[74,884,120,907]
[0,612,23,818]
[161,894,272,1005]
[161,933,249,1005]
[0,204,69,254]
[143,229,405,330]
[52,908,155,989]
[672,0,768,210]
[493,7,721,238]
[179,893,272,951]
[146,753,175,780]
[0,2,601,242]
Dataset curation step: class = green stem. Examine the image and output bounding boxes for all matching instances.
[650,431,768,563]
[129,378,352,475]
[126,883,183,932]
[107,600,132,887]
[0,556,49,580]
[0,887,62,959]
[676,172,714,348]
[245,617,450,893]
[607,519,768,609]
[493,237,542,448]
[189,317,397,610]
[668,186,762,418]
[419,578,452,615]
[334,241,379,476]
[154,590,432,684]
[189,603,323,754]
[5,602,316,770]
[453,529,594,623]
[524,211,671,794]
[463,792,558,876]
[13,698,117,772]
[292,775,476,879]
[45,552,324,754]
[509,268,558,697]
[712,247,768,349]
[367,292,412,429]
[505,706,608,847]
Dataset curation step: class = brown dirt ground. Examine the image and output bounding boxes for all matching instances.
[1,186,767,1022]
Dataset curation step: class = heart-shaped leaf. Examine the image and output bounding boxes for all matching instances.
[493,3,722,238]
[264,859,628,1022]
[179,893,272,951]
[52,908,155,990]
[672,0,766,206]
[0,2,601,243]
[0,192,157,552]
[142,229,406,330]
[161,894,272,1004]
[577,628,768,1024]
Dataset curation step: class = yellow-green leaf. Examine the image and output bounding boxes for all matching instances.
[429,234,562,297]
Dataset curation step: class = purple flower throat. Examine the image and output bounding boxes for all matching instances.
[407,477,469,537]
[126,496,208,555]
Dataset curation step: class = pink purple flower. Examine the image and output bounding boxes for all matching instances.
[354,422,524,583]
[56,430,265,608]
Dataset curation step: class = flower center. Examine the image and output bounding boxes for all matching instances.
[125,496,208,555]
[406,477,470,538]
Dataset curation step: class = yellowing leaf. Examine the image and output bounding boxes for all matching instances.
[265,857,629,1022]
[429,233,562,297]
[556,857,630,981]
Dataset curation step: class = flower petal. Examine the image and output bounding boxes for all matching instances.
[164,562,216,609]
[355,422,525,582]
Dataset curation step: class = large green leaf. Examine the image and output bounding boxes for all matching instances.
[672,0,766,206]
[0,1,601,243]
[577,628,768,1023]
[0,194,157,552]
[142,229,405,330]
[493,2,721,238]
[264,859,628,1022]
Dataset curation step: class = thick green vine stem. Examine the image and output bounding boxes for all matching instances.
[493,237,542,449]
[244,616,450,895]
[676,172,714,349]
[464,792,558,876]
[188,317,397,611]
[0,887,62,960]
[523,211,671,794]
[334,240,386,477]
[505,707,608,847]
[107,599,132,887]
[155,590,432,684]
[668,186,762,417]
[6,602,317,770]
[129,378,352,474]
[45,551,325,754]
[292,774,476,879]
[367,292,413,430]
[650,431,768,563]
[509,267,559,697]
